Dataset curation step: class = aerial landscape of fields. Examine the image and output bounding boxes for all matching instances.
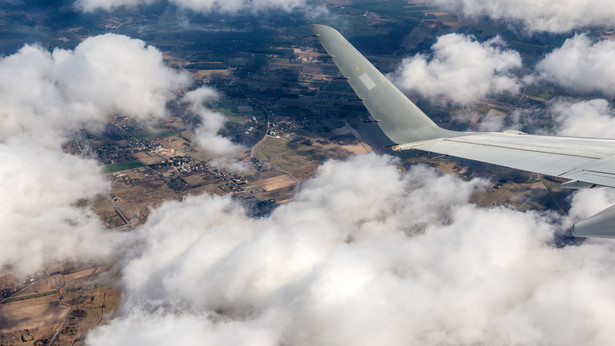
[2,0,615,344]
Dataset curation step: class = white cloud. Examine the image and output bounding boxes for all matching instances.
[0,135,120,276]
[87,311,279,345]
[181,87,248,171]
[0,34,254,173]
[569,188,615,223]
[426,0,615,33]
[170,0,307,13]
[0,35,191,144]
[549,99,615,138]
[0,34,197,276]
[476,109,527,132]
[535,35,615,98]
[75,0,311,13]
[53,34,192,123]
[183,87,243,156]
[390,34,522,105]
[477,110,505,131]
[75,0,151,11]
[87,153,615,346]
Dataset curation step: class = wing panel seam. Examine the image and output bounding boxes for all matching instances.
[441,138,605,160]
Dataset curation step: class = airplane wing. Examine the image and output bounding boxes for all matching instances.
[309,24,615,238]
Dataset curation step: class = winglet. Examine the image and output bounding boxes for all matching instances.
[309,24,459,144]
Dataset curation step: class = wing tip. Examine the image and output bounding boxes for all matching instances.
[309,24,337,36]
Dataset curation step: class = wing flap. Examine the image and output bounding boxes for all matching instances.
[402,136,594,177]
[397,133,615,188]
[564,170,615,189]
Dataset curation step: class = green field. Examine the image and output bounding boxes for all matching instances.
[525,85,556,100]
[255,137,290,161]
[213,107,238,116]
[104,159,145,173]
[255,137,316,174]
[225,115,248,124]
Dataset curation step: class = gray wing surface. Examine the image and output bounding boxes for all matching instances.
[398,134,615,188]
[308,24,458,144]
[309,24,615,238]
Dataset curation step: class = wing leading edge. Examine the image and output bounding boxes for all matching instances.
[309,24,615,238]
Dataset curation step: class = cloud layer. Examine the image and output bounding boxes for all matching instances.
[426,0,615,33]
[0,34,191,276]
[0,137,117,275]
[87,153,615,345]
[390,34,522,105]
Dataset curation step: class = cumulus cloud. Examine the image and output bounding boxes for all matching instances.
[535,35,615,98]
[0,34,195,276]
[390,34,522,105]
[0,136,119,276]
[569,188,615,223]
[87,153,615,345]
[0,34,191,144]
[53,35,192,122]
[477,110,506,132]
[426,0,615,33]
[75,0,313,14]
[549,98,615,138]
